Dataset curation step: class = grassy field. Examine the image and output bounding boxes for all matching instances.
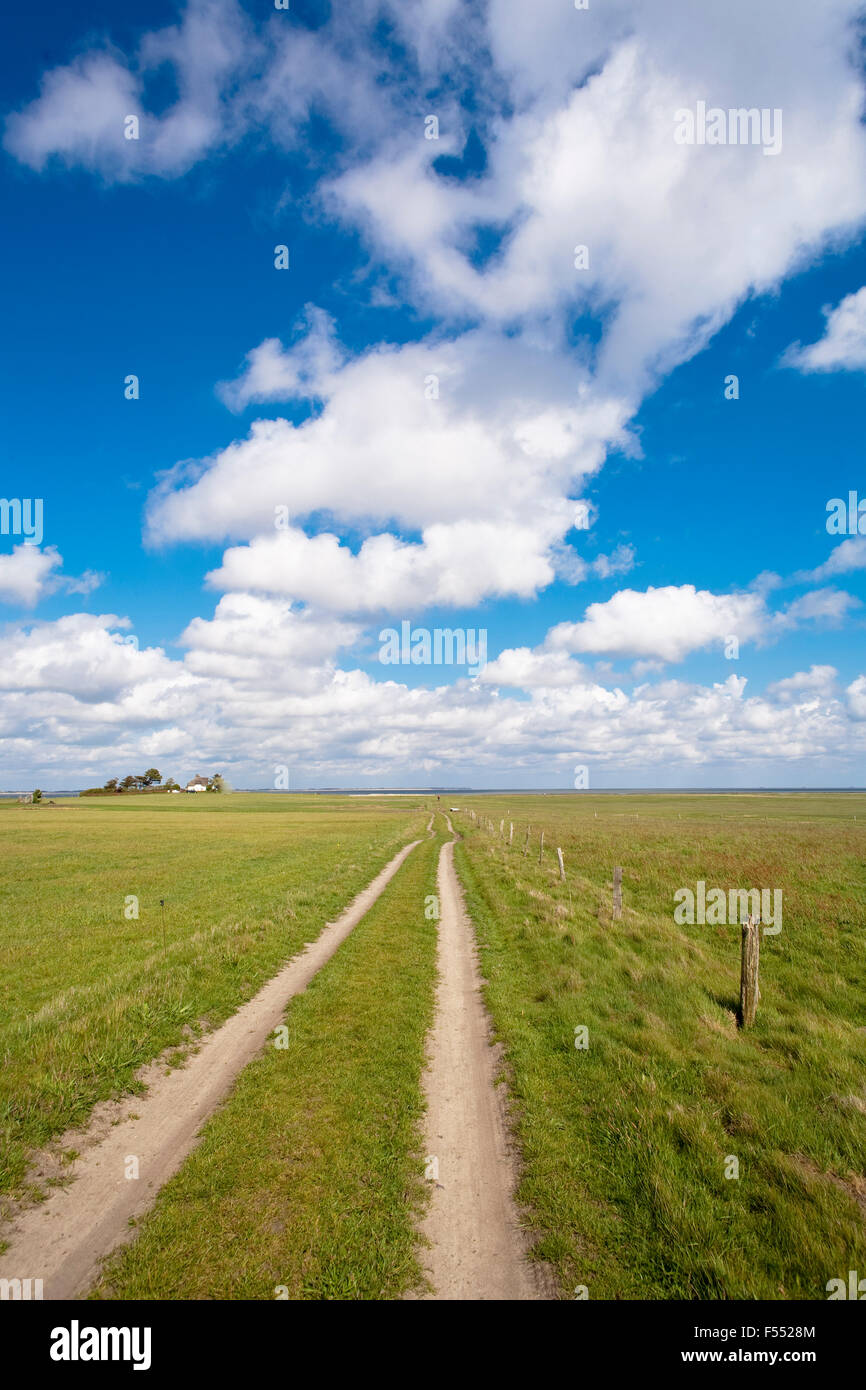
[0,793,427,1201]
[3,789,864,1300]
[92,821,444,1300]
[450,792,866,1299]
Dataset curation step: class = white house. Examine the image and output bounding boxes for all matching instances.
[185,775,210,793]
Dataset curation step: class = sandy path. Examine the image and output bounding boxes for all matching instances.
[0,838,421,1300]
[416,824,543,1299]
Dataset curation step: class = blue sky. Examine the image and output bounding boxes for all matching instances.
[3,0,866,789]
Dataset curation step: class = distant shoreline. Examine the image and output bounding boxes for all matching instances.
[3,786,866,798]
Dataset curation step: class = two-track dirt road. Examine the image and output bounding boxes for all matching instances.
[0,838,421,1300]
[2,812,545,1301]
[415,820,545,1299]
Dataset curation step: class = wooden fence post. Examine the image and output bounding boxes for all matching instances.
[613,866,622,919]
[523,826,530,856]
[538,830,545,864]
[739,915,760,1028]
[557,847,566,881]
[509,822,514,844]
[500,819,504,837]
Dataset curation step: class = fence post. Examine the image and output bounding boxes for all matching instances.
[538,830,545,864]
[613,866,622,919]
[739,915,760,1028]
[557,847,566,881]
[523,826,530,857]
[500,819,504,837]
[509,822,514,844]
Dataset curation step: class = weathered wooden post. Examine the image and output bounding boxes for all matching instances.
[509,822,514,844]
[739,915,760,1028]
[500,819,504,837]
[557,847,566,881]
[523,826,530,856]
[539,830,545,864]
[613,866,622,920]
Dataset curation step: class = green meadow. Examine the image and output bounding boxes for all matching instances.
[450,792,866,1299]
[92,823,445,1300]
[0,793,426,1200]
[2,790,863,1300]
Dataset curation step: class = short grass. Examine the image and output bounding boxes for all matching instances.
[91,823,445,1300]
[0,793,427,1198]
[451,793,866,1300]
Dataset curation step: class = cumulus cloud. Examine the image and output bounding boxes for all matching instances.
[2,606,864,787]
[800,537,866,582]
[779,588,859,626]
[766,666,838,702]
[0,546,102,607]
[6,1,866,785]
[207,522,560,612]
[783,286,866,372]
[180,592,361,691]
[146,326,633,614]
[4,0,256,180]
[327,3,866,398]
[848,675,866,720]
[216,308,345,412]
[546,586,768,663]
[543,583,859,663]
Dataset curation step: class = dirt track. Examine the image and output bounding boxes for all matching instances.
[0,838,421,1300]
[415,825,544,1299]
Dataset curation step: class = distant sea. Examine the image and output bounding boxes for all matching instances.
[2,786,865,798]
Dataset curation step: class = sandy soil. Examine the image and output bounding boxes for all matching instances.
[0,838,421,1300]
[415,826,548,1299]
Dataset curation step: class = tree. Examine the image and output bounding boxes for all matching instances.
[32,788,42,803]
[121,775,137,791]
[104,778,119,792]
[211,773,227,793]
[142,768,162,786]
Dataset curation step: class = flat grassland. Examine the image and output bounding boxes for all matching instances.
[452,792,866,1299]
[2,790,863,1301]
[92,823,445,1300]
[0,793,426,1199]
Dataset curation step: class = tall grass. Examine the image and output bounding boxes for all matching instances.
[0,795,427,1198]
[451,793,866,1299]
[93,826,444,1299]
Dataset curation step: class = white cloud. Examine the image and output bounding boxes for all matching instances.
[546,585,768,663]
[544,583,858,664]
[2,606,864,787]
[800,537,866,582]
[848,675,866,720]
[147,326,633,613]
[216,308,345,412]
[4,0,256,180]
[478,647,592,690]
[766,666,837,702]
[208,521,557,612]
[179,592,361,691]
[327,5,866,399]
[6,1,866,785]
[783,286,866,372]
[0,614,176,699]
[779,588,859,626]
[0,546,102,607]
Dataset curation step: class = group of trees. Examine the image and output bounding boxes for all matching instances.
[104,768,167,792]
[101,767,166,789]
[81,771,227,796]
